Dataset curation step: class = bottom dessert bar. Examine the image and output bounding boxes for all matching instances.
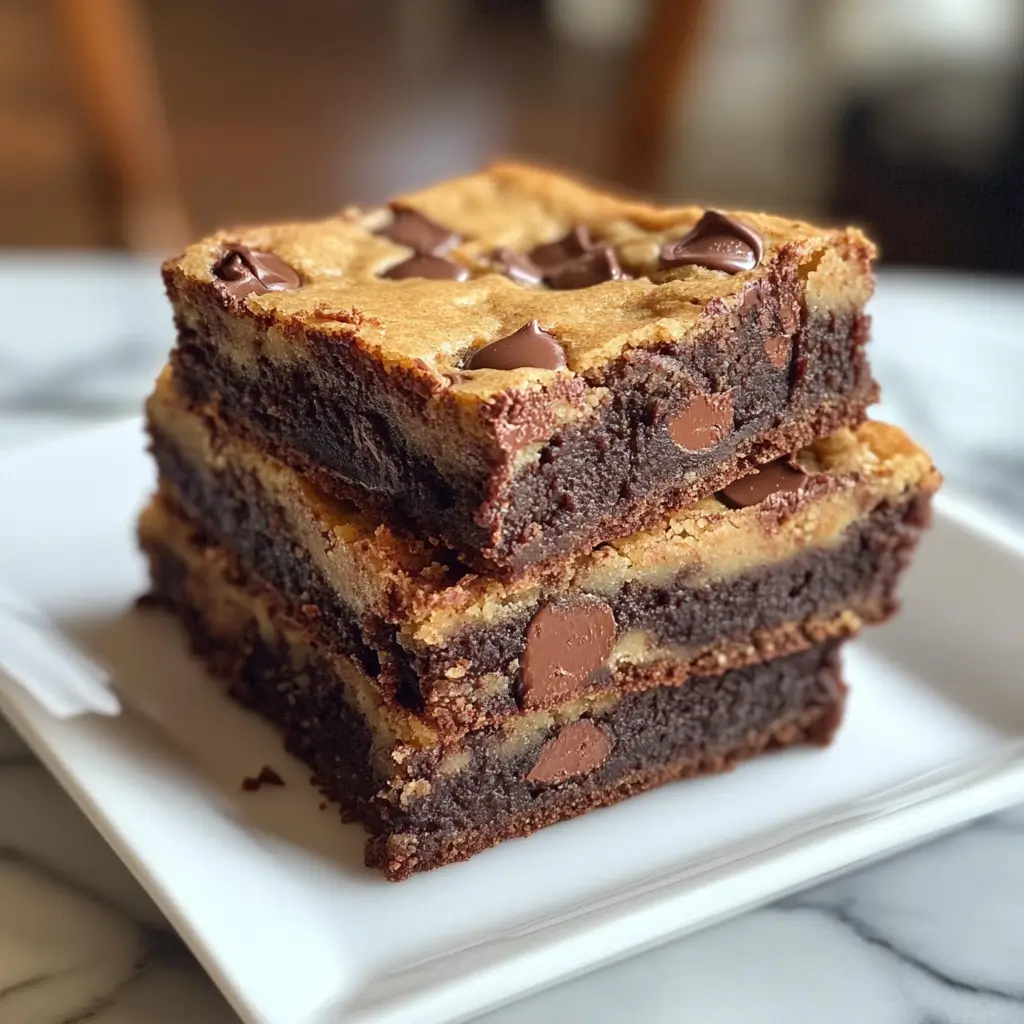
[140,497,847,881]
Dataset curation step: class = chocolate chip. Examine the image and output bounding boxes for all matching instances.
[489,247,543,286]
[214,250,248,281]
[240,765,285,792]
[213,245,301,302]
[379,204,461,255]
[660,210,764,274]
[467,320,567,371]
[524,224,630,289]
[529,225,592,269]
[718,459,807,508]
[667,391,734,451]
[520,598,616,707]
[526,720,612,785]
[545,245,630,290]
[382,254,470,281]
[764,335,791,369]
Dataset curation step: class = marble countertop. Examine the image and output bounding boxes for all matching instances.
[1,257,1022,1023]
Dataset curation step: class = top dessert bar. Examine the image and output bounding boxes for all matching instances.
[164,163,878,575]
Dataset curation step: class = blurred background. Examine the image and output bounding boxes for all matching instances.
[1,0,1022,269]
[0,9,1022,1016]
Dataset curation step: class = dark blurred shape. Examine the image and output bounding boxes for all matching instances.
[830,76,1024,273]
[615,0,707,194]
[53,0,189,253]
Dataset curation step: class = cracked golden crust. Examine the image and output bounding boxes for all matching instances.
[165,162,875,395]
[147,367,940,649]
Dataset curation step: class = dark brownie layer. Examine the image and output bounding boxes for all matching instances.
[152,415,920,733]
[369,692,841,881]
[143,534,845,881]
[170,296,876,576]
[386,642,844,833]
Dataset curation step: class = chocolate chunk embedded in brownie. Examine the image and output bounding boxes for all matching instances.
[146,366,938,739]
[163,162,879,575]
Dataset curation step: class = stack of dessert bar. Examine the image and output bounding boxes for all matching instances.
[140,164,940,880]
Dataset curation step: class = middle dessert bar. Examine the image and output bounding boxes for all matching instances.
[148,369,938,738]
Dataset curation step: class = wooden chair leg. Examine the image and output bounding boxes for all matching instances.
[51,0,189,252]
[616,0,709,195]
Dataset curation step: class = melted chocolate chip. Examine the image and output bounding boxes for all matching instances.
[520,598,616,707]
[382,254,469,281]
[379,204,461,255]
[764,335,791,369]
[526,720,612,785]
[517,224,631,290]
[489,247,543,286]
[719,459,807,509]
[213,245,301,302]
[660,210,764,274]
[214,250,249,281]
[667,391,734,451]
[467,320,566,371]
[529,225,593,269]
[545,245,630,290]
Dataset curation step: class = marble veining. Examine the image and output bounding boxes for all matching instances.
[0,259,1022,1023]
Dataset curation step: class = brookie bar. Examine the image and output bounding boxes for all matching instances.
[147,367,938,738]
[164,162,879,575]
[139,497,848,880]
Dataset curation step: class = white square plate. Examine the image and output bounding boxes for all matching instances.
[1,420,1023,1024]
